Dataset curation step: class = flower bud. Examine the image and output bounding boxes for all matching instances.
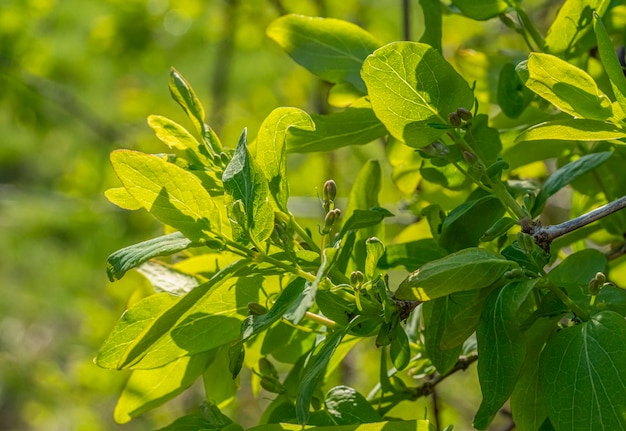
[321,208,341,234]
[449,111,462,127]
[456,107,473,121]
[323,180,337,204]
[351,270,365,286]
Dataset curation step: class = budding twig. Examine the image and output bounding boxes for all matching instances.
[525,195,626,252]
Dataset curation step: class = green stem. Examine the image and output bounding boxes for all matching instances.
[289,213,320,253]
[545,282,590,321]
[516,7,545,52]
[225,238,317,282]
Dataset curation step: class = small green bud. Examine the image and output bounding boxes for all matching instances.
[456,107,473,121]
[323,180,337,204]
[247,302,267,316]
[321,208,341,234]
[351,270,365,286]
[499,13,518,30]
[449,111,462,127]
[594,272,606,284]
[588,272,607,296]
[258,357,279,379]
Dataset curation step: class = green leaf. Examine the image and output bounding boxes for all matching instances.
[474,279,538,430]
[105,187,142,210]
[223,129,274,245]
[544,0,610,58]
[155,413,219,431]
[511,317,559,431]
[240,278,306,342]
[296,325,350,424]
[361,42,474,147]
[116,261,260,369]
[110,150,221,242]
[169,68,211,143]
[114,352,213,424]
[248,421,424,431]
[390,324,411,371]
[534,152,613,215]
[286,98,387,153]
[147,115,209,162]
[498,63,532,119]
[365,237,385,280]
[548,249,607,308]
[378,239,447,271]
[395,248,514,301]
[594,12,626,116]
[106,232,196,281]
[418,0,442,52]
[451,0,511,20]
[136,260,200,296]
[253,107,314,210]
[284,248,335,325]
[267,15,381,93]
[540,310,626,431]
[203,347,239,406]
[439,288,496,350]
[517,53,614,120]
[438,195,505,253]
[324,386,382,425]
[464,114,502,166]
[95,293,177,369]
[339,208,394,238]
[422,299,463,374]
[515,119,626,143]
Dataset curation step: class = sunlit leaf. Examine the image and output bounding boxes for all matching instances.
[286,98,387,153]
[267,15,381,93]
[515,119,626,143]
[418,0,442,52]
[147,115,211,165]
[136,260,201,296]
[540,311,626,431]
[324,386,382,425]
[395,248,515,301]
[110,150,221,242]
[362,42,474,147]
[169,68,208,143]
[517,53,613,120]
[114,352,214,424]
[378,239,447,272]
[253,107,314,210]
[223,130,274,245]
[451,0,512,20]
[105,187,142,210]
[594,12,626,116]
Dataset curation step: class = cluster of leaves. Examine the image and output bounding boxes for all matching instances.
[98,1,626,430]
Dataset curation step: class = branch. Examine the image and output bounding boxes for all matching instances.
[526,195,626,252]
[409,353,478,400]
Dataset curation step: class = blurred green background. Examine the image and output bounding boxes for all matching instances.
[0,1,550,429]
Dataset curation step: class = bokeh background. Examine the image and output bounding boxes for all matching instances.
[1,1,554,429]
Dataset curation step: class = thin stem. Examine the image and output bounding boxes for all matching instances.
[304,311,338,328]
[545,282,590,321]
[402,0,411,41]
[515,7,545,51]
[290,214,320,253]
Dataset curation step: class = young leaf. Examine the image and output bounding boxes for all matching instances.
[438,195,505,253]
[544,0,610,58]
[324,386,382,425]
[105,187,142,210]
[418,0,442,52]
[451,0,511,20]
[203,347,239,406]
[474,279,538,430]
[362,42,474,147]
[515,119,626,143]
[395,248,515,301]
[95,293,178,369]
[517,53,614,120]
[390,324,411,371]
[147,115,211,164]
[252,107,314,210]
[267,15,381,93]
[223,129,274,245]
[106,232,196,281]
[422,299,464,374]
[110,150,221,242]
[296,325,350,424]
[169,68,208,142]
[339,208,393,238]
[247,421,424,431]
[364,237,385,280]
[533,152,613,215]
[114,352,213,424]
[540,311,626,431]
[594,12,626,116]
[286,98,387,153]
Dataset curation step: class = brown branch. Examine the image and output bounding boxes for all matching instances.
[524,195,626,252]
[410,353,478,400]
